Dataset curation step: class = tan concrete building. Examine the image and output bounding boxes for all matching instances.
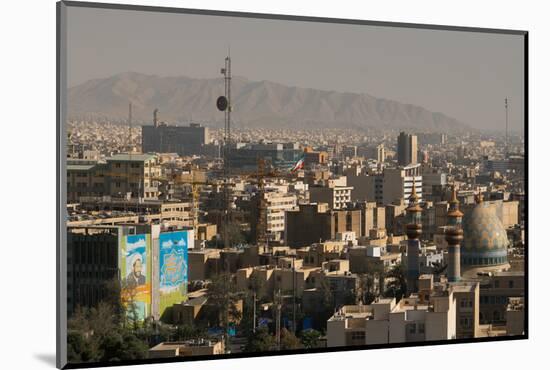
[397,132,418,166]
[196,223,217,241]
[170,289,243,326]
[348,246,402,274]
[251,191,297,243]
[327,294,456,347]
[309,177,353,210]
[450,282,480,338]
[68,199,193,229]
[67,153,162,203]
[188,249,220,281]
[478,271,524,324]
[304,148,328,166]
[148,339,224,358]
[285,203,362,247]
[236,264,320,299]
[348,165,422,207]
[326,275,482,347]
[505,297,525,335]
[296,241,347,267]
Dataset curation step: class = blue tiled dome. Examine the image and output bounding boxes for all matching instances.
[461,202,509,267]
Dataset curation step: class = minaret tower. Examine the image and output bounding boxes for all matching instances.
[406,182,423,295]
[475,190,484,204]
[446,185,464,282]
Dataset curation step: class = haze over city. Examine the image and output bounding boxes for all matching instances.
[67,6,524,132]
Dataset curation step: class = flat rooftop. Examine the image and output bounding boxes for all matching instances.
[107,153,156,162]
[67,164,97,171]
[493,271,524,277]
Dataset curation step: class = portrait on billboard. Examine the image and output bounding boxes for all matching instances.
[125,234,147,288]
[120,233,151,321]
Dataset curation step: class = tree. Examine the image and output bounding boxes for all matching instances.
[431,261,448,275]
[280,328,302,350]
[384,264,407,302]
[248,272,266,301]
[206,273,242,342]
[222,221,246,247]
[173,324,206,341]
[310,277,336,329]
[97,328,148,362]
[357,273,376,305]
[120,281,141,331]
[103,278,125,322]
[140,317,174,345]
[67,330,95,363]
[244,327,276,352]
[300,329,322,349]
[67,295,149,363]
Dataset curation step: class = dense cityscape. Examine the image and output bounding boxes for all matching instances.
[65,57,525,363]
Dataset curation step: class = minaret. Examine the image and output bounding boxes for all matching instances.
[475,190,484,204]
[445,185,464,282]
[406,182,423,295]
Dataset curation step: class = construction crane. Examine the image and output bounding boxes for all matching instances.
[244,157,283,252]
[151,167,208,235]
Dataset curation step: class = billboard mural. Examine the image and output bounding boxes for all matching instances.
[159,231,189,315]
[121,233,151,321]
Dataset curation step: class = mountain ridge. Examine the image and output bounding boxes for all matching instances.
[68,72,470,132]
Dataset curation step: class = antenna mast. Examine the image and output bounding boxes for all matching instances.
[221,54,232,249]
[505,97,509,157]
[128,102,133,152]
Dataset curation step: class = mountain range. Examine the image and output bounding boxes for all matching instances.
[68,72,470,132]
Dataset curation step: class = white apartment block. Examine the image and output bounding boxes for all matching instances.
[310,176,353,210]
[327,294,456,347]
[347,164,422,206]
[264,191,297,242]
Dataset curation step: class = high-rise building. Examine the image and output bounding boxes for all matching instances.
[309,178,353,210]
[142,122,211,156]
[250,190,297,243]
[347,164,422,206]
[67,153,162,203]
[376,144,385,163]
[397,132,418,166]
[405,183,422,295]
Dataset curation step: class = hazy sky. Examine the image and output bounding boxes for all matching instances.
[67,6,525,132]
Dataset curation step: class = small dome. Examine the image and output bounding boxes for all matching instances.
[461,202,509,268]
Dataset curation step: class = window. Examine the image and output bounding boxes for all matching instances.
[494,280,500,288]
[509,280,514,288]
[351,331,365,341]
[418,323,425,334]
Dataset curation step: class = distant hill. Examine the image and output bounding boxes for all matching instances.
[68,72,470,132]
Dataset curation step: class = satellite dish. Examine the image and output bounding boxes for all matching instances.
[216,96,228,111]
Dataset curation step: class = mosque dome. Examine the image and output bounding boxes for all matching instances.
[461,200,509,272]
